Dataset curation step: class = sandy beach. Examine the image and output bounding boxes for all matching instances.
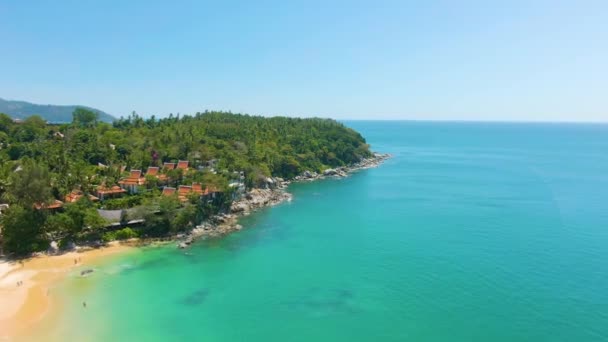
[0,243,134,340]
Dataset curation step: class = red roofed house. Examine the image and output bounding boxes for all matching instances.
[191,183,204,195]
[34,200,64,211]
[162,187,176,196]
[163,162,176,171]
[177,160,189,171]
[65,190,99,203]
[95,185,127,201]
[146,166,168,183]
[119,170,146,193]
[177,185,193,202]
[146,167,159,176]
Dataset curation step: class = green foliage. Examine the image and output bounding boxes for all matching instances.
[103,227,138,242]
[4,160,53,207]
[102,196,143,210]
[72,107,99,127]
[0,109,372,255]
[1,205,47,255]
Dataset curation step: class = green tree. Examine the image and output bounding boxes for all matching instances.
[1,205,46,255]
[72,108,99,127]
[4,160,53,207]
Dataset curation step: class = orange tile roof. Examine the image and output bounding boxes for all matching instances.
[129,170,142,178]
[34,200,64,210]
[162,187,176,196]
[119,170,145,186]
[163,162,176,170]
[191,183,203,195]
[65,190,99,203]
[177,160,189,170]
[96,185,127,195]
[178,185,192,194]
[146,167,159,176]
[177,185,193,202]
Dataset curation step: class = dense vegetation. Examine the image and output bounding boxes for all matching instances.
[0,97,115,123]
[0,109,371,256]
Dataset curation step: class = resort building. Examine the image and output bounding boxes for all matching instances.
[34,200,64,211]
[118,170,146,193]
[95,185,127,201]
[64,190,99,203]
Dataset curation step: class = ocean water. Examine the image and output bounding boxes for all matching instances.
[35,121,608,341]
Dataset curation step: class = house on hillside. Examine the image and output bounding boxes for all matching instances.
[145,166,168,183]
[64,190,99,203]
[118,170,146,193]
[162,183,222,203]
[163,162,176,171]
[95,185,127,200]
[177,185,191,202]
[176,160,190,174]
[162,187,176,196]
[34,200,64,211]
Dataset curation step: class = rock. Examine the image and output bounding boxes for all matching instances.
[231,202,250,213]
[177,242,188,249]
[80,269,94,276]
[235,224,243,230]
[48,241,59,254]
[303,170,313,178]
[323,169,337,176]
[65,241,77,251]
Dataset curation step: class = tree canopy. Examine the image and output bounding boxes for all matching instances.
[0,110,372,255]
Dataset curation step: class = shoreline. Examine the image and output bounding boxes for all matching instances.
[0,242,136,340]
[182,152,391,242]
[0,152,390,340]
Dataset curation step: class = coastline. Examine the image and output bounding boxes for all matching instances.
[183,152,391,242]
[0,152,390,340]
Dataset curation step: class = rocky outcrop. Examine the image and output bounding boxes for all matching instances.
[297,152,391,182]
[177,152,390,248]
[231,188,292,215]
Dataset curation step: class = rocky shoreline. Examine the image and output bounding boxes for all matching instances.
[178,152,391,247]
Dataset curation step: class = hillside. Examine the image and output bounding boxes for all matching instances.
[0,98,115,123]
[0,109,374,255]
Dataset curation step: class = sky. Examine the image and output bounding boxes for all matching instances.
[0,0,607,122]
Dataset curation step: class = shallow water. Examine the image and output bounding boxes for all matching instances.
[38,121,608,341]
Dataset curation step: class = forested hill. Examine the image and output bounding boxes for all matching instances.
[0,110,372,255]
[111,112,372,180]
[0,110,372,192]
[0,98,115,123]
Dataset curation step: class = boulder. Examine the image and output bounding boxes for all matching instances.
[80,269,94,276]
[231,202,250,213]
[48,241,59,254]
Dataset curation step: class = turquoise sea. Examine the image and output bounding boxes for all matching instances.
[37,121,608,341]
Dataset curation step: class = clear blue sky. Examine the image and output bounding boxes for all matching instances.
[1,0,606,121]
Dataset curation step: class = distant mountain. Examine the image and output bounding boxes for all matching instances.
[0,98,115,123]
